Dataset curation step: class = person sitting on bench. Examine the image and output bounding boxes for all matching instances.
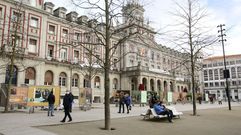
[153,100,174,123]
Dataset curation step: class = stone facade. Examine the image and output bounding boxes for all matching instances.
[0,0,190,103]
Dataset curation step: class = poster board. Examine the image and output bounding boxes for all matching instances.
[27,86,60,107]
[79,88,92,105]
[9,87,28,105]
[141,91,147,103]
[167,92,173,102]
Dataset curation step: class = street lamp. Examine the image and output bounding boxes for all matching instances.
[217,24,231,110]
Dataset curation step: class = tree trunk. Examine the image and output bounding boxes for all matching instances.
[4,12,20,112]
[188,0,197,116]
[104,0,111,130]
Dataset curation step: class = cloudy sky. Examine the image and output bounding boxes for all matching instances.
[45,0,241,57]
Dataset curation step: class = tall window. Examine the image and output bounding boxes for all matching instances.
[214,69,219,80]
[204,70,208,81]
[12,11,22,22]
[62,29,68,38]
[220,68,224,79]
[74,50,79,61]
[59,72,67,86]
[25,67,36,85]
[113,59,117,68]
[209,70,213,80]
[151,51,154,61]
[5,65,18,85]
[48,45,54,57]
[29,38,37,53]
[30,17,38,27]
[94,76,100,88]
[84,75,90,88]
[237,67,241,78]
[60,48,67,60]
[231,67,236,79]
[44,70,53,85]
[11,35,20,47]
[72,74,79,87]
[113,78,118,89]
[74,32,81,41]
[48,25,55,34]
[0,7,3,18]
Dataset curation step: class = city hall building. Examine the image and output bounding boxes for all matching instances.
[202,54,241,101]
[0,0,190,104]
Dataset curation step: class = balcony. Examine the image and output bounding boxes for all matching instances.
[126,65,149,72]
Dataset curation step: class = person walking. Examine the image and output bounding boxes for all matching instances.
[69,92,74,112]
[47,91,55,116]
[118,92,125,113]
[61,90,72,122]
[124,94,132,114]
[218,96,222,105]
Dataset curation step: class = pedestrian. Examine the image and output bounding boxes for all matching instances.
[118,92,125,113]
[47,91,55,116]
[218,96,222,105]
[69,91,74,112]
[209,95,214,104]
[60,90,72,122]
[124,93,132,114]
[197,93,202,104]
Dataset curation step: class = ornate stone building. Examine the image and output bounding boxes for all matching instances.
[0,0,190,103]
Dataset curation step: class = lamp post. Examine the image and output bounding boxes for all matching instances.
[217,24,231,110]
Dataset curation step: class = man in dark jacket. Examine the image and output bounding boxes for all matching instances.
[118,92,125,113]
[47,91,55,116]
[60,90,72,122]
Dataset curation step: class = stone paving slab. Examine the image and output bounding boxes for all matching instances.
[37,106,241,135]
[0,102,240,135]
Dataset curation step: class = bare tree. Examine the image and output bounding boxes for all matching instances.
[70,0,150,130]
[167,0,218,115]
[0,1,27,112]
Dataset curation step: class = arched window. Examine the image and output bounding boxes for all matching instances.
[150,79,154,91]
[164,81,167,91]
[59,72,67,86]
[25,67,36,85]
[44,70,53,85]
[131,77,137,90]
[142,78,147,90]
[84,75,90,88]
[170,82,174,92]
[94,76,100,88]
[5,65,18,85]
[157,80,161,91]
[72,74,79,87]
[113,78,118,89]
[177,86,180,92]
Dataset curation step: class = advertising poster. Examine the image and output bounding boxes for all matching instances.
[141,91,147,103]
[79,88,92,105]
[27,86,60,107]
[9,87,28,105]
[205,93,209,102]
[167,92,173,102]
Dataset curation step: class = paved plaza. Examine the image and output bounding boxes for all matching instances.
[0,102,241,135]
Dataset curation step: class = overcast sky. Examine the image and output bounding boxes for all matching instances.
[45,0,241,57]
